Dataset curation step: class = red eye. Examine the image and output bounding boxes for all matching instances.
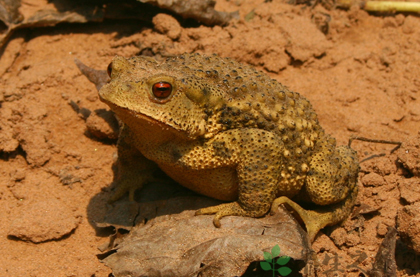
[152,82,172,99]
[107,62,112,77]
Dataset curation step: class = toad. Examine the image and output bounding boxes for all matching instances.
[99,53,359,242]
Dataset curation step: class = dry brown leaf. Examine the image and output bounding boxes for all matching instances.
[99,191,310,276]
[0,0,22,27]
[369,227,397,277]
[74,58,109,91]
[1,0,237,49]
[351,203,381,218]
[0,2,104,48]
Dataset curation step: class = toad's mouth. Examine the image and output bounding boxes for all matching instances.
[102,99,191,139]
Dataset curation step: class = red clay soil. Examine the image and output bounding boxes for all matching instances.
[0,0,419,276]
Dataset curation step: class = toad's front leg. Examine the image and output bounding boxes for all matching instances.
[196,130,282,226]
[109,124,160,202]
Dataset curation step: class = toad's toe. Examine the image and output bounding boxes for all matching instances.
[196,201,268,227]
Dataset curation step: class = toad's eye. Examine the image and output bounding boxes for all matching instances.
[152,82,172,99]
[107,62,112,77]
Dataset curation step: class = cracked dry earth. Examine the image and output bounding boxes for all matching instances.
[0,0,420,276]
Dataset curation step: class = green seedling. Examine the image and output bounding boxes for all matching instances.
[260,245,292,277]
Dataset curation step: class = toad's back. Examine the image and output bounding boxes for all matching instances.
[150,53,325,194]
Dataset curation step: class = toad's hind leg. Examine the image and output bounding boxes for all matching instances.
[271,186,358,242]
[272,139,360,242]
[306,138,359,206]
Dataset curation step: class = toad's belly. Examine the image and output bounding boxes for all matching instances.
[158,163,239,201]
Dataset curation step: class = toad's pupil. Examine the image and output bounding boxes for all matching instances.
[153,82,172,98]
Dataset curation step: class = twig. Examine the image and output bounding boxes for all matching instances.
[359,153,386,163]
[337,0,420,13]
[348,136,402,163]
[348,136,402,148]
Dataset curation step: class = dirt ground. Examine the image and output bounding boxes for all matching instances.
[0,0,420,276]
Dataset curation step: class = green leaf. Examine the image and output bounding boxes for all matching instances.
[263,251,273,262]
[278,266,292,276]
[271,244,280,258]
[260,261,272,271]
[277,255,290,266]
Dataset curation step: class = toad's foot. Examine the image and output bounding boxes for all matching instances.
[108,172,159,203]
[271,197,329,242]
[108,179,143,203]
[196,201,269,227]
[271,187,358,242]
